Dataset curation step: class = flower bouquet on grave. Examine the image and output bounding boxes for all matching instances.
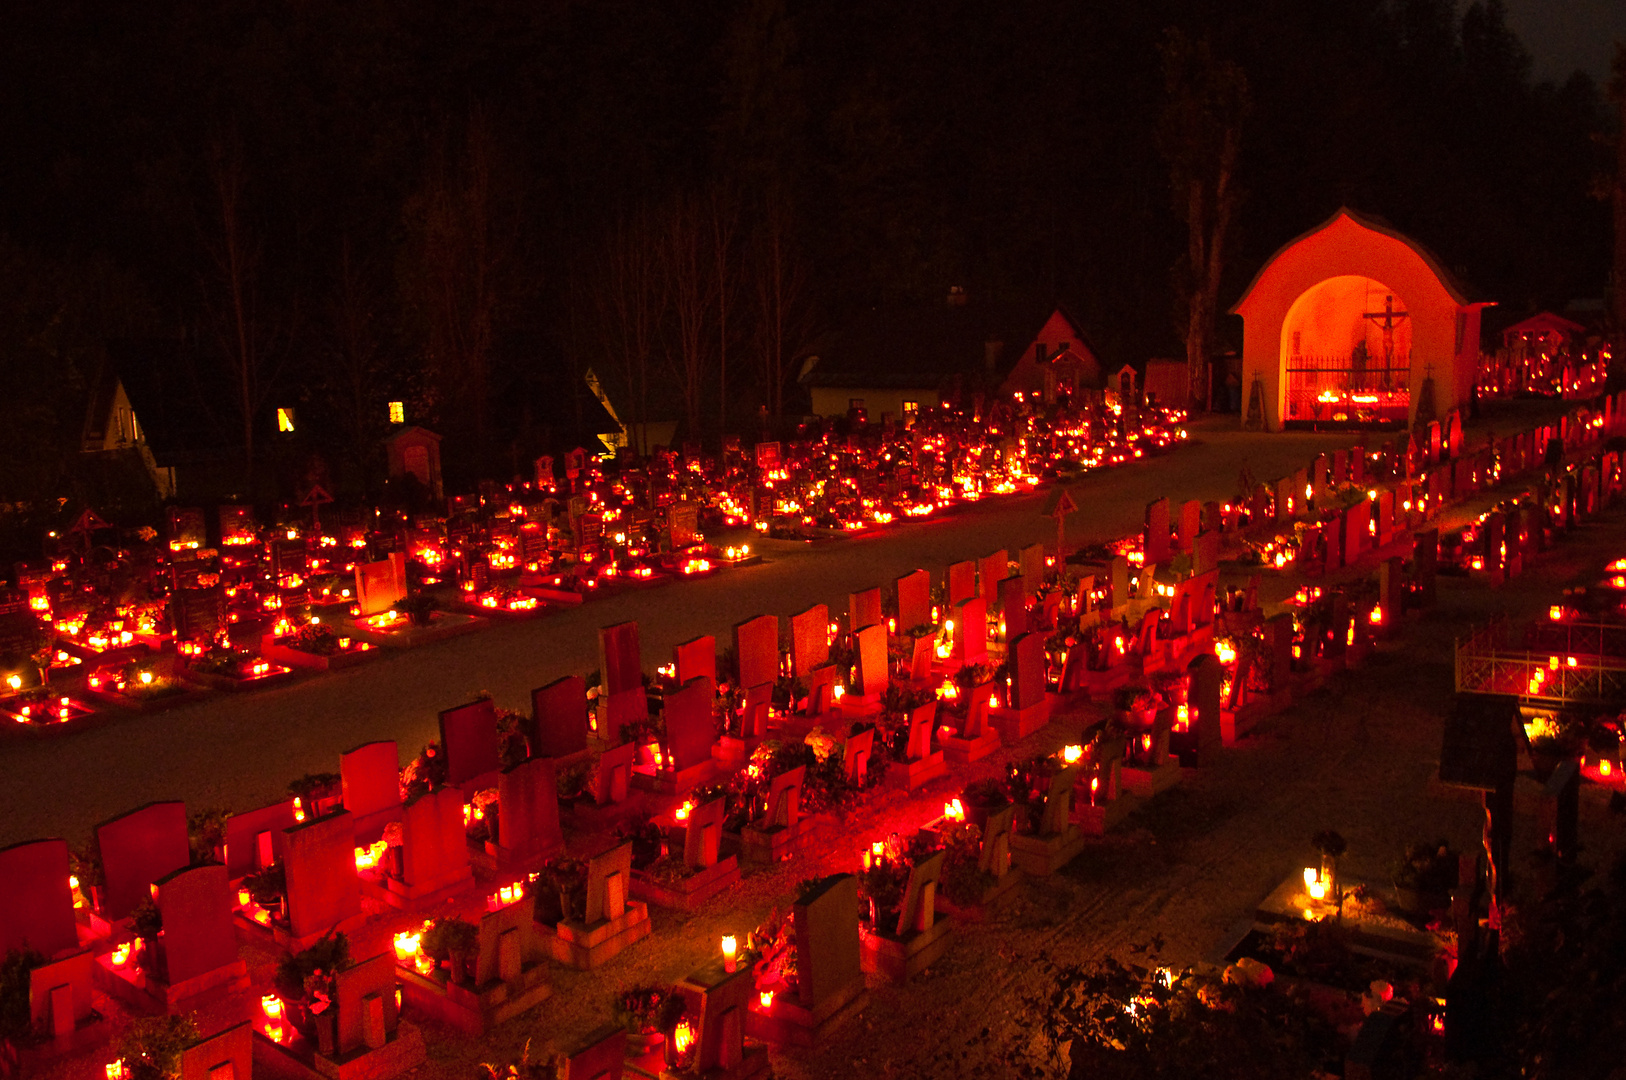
[857,831,938,935]
[244,860,286,916]
[492,706,532,769]
[532,856,588,926]
[935,821,994,908]
[465,788,500,844]
[877,684,935,762]
[399,743,448,802]
[69,841,104,914]
[390,592,438,627]
[288,773,343,819]
[614,985,672,1053]
[1004,755,1061,835]
[616,813,667,871]
[0,947,47,1048]
[940,662,994,721]
[960,777,1011,834]
[129,897,164,977]
[274,931,350,1052]
[187,807,232,866]
[287,619,342,656]
[113,1014,199,1080]
[422,917,480,985]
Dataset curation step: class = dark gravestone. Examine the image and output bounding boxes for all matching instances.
[842,729,874,787]
[1332,449,1347,485]
[947,561,977,606]
[475,900,547,988]
[532,675,589,758]
[1176,500,1201,554]
[0,839,77,956]
[952,597,987,668]
[29,951,93,1039]
[399,787,470,897]
[1414,529,1439,607]
[1019,543,1046,598]
[734,615,780,692]
[334,953,399,1055]
[497,756,564,866]
[283,811,359,942]
[674,635,717,690]
[599,619,645,702]
[439,700,502,789]
[790,604,830,677]
[595,743,636,806]
[895,570,931,634]
[1311,455,1328,502]
[793,873,864,1015]
[1345,501,1369,564]
[1009,632,1047,712]
[665,678,717,776]
[585,844,633,925]
[153,863,238,986]
[98,802,190,920]
[341,741,401,838]
[1542,759,1580,862]
[1274,476,1295,523]
[683,797,726,870]
[1377,491,1395,546]
[1143,498,1171,566]
[848,588,883,633]
[180,1022,252,1080]
[1194,531,1221,576]
[1000,576,1028,641]
[1439,697,1518,793]
[1186,653,1224,763]
[225,800,298,879]
[854,623,888,697]
[977,551,1008,601]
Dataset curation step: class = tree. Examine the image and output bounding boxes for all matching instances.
[1159,29,1249,414]
[751,191,808,422]
[1611,43,1626,348]
[200,130,268,485]
[594,207,662,455]
[660,193,715,442]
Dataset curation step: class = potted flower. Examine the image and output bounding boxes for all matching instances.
[112,1015,199,1080]
[614,985,670,1053]
[245,860,286,911]
[274,931,350,1054]
[960,777,1010,834]
[422,917,480,984]
[533,856,588,926]
[130,897,164,976]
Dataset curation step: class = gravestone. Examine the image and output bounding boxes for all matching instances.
[980,805,1016,878]
[599,621,647,740]
[1185,653,1224,765]
[790,604,830,676]
[98,802,190,920]
[29,951,93,1042]
[673,635,716,691]
[683,797,726,871]
[895,570,931,633]
[1194,531,1221,577]
[952,597,987,668]
[663,677,717,786]
[848,588,883,635]
[1144,498,1171,566]
[1109,557,1129,611]
[585,843,633,925]
[594,743,636,806]
[1176,501,1201,554]
[1378,557,1403,630]
[0,838,77,956]
[180,1022,251,1080]
[947,561,977,606]
[152,863,241,990]
[1332,449,1348,486]
[977,551,1007,601]
[734,615,780,692]
[842,729,874,787]
[354,553,408,617]
[396,787,471,900]
[1414,529,1439,607]
[854,623,888,697]
[1274,476,1295,523]
[671,963,760,1075]
[341,742,402,839]
[559,1026,626,1080]
[1311,455,1328,503]
[999,576,1028,641]
[1351,446,1365,484]
[893,852,945,936]
[333,953,400,1056]
[225,801,298,880]
[1344,501,1369,564]
[439,699,502,789]
[532,675,589,758]
[1019,543,1047,598]
[1009,632,1046,712]
[1377,491,1395,547]
[282,810,359,943]
[495,756,563,867]
[772,872,867,1045]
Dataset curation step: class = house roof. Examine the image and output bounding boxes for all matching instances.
[1231,207,1480,316]
[1502,311,1585,339]
[800,297,1055,390]
[93,338,233,464]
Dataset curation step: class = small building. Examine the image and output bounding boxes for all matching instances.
[1232,208,1492,431]
[801,296,1106,420]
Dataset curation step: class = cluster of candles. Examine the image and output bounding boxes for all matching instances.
[392,923,439,975]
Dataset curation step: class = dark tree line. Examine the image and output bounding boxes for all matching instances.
[0,0,1613,499]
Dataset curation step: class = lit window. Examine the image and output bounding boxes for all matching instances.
[902,401,919,418]
[849,398,865,410]
[388,401,405,424]
[277,407,295,433]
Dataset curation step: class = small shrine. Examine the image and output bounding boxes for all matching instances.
[1232,208,1492,431]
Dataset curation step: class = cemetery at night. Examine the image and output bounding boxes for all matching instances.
[3,6,1626,1080]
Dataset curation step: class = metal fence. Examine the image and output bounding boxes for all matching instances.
[1456,618,1626,704]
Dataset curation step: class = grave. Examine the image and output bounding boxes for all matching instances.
[1018,543,1046,598]
[97,802,190,921]
[999,576,1028,643]
[946,561,977,606]
[852,623,889,700]
[644,677,717,795]
[947,596,987,673]
[976,551,1007,602]
[439,699,502,792]
[940,680,998,765]
[383,787,472,907]
[1175,500,1201,554]
[280,811,364,950]
[599,621,647,743]
[1122,719,1180,798]
[532,675,591,759]
[1071,744,1129,837]
[398,901,552,1035]
[1173,653,1225,768]
[97,863,247,1013]
[841,729,875,788]
[666,961,770,1080]
[485,756,564,871]
[340,742,402,842]
[741,766,811,864]
[746,874,868,1047]
[847,587,883,635]
[894,570,931,635]
[544,843,652,969]
[22,950,105,1066]
[594,742,637,807]
[860,851,953,982]
[888,702,948,791]
[733,614,779,699]
[631,797,740,911]
[0,838,78,957]
[990,632,1050,743]
[557,1026,626,1080]
[673,635,717,691]
[303,953,427,1080]
[1009,766,1086,876]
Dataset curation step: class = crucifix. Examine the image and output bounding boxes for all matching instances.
[1362,295,1410,389]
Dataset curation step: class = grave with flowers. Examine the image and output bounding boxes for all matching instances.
[84,655,205,714]
[654,952,770,1080]
[923,797,1021,910]
[256,941,426,1080]
[1006,760,1086,876]
[744,873,868,1048]
[630,793,740,911]
[96,859,249,1015]
[856,836,952,982]
[393,898,553,1036]
[1114,686,1181,798]
[537,842,652,970]
[261,611,377,672]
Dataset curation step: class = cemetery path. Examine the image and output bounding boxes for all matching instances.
[0,420,1366,848]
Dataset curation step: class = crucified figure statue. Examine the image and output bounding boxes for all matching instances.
[1362,295,1409,390]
